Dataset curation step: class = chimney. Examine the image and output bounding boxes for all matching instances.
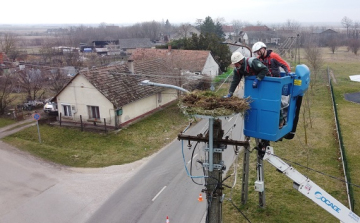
[168,44,171,52]
[127,59,134,74]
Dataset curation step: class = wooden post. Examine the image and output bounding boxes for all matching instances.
[104,118,107,133]
[241,144,250,204]
[80,115,83,131]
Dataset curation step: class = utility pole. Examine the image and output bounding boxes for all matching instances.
[178,118,249,223]
[205,118,224,223]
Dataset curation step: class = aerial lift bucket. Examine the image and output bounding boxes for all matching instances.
[243,64,310,141]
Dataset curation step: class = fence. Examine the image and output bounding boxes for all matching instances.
[328,66,354,210]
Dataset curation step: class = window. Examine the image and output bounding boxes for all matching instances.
[63,105,72,117]
[88,106,100,119]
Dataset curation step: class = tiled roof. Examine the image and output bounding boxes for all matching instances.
[222,25,234,33]
[79,60,180,108]
[119,38,155,49]
[131,48,210,72]
[242,26,271,32]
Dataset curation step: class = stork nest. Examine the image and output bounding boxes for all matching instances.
[179,90,251,117]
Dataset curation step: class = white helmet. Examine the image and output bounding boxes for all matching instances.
[252,41,266,53]
[231,52,244,64]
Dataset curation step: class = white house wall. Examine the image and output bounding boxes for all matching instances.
[56,74,116,126]
[120,88,178,125]
[56,76,178,127]
[201,54,219,77]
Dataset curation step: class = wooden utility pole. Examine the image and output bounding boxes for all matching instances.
[205,118,224,223]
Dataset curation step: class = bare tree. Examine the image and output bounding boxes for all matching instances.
[47,69,69,93]
[341,16,353,37]
[304,39,324,90]
[176,23,193,39]
[348,38,360,55]
[0,33,18,55]
[231,20,243,34]
[0,71,15,115]
[326,36,339,54]
[17,68,44,101]
[283,19,301,31]
[352,21,360,39]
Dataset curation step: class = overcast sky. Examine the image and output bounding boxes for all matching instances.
[2,0,360,27]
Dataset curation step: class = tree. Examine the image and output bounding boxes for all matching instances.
[17,68,44,101]
[164,19,172,40]
[327,36,339,54]
[200,16,216,35]
[341,16,353,37]
[0,71,15,115]
[231,19,244,34]
[0,33,19,61]
[304,40,324,90]
[283,19,301,31]
[47,69,69,93]
[176,23,193,39]
[183,33,231,71]
[348,39,360,55]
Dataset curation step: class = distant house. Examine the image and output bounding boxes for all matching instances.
[92,40,121,55]
[118,38,155,54]
[171,25,201,40]
[241,25,277,45]
[222,25,235,39]
[52,60,180,129]
[131,47,220,77]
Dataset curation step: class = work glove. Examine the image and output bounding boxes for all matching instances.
[223,93,233,98]
[252,79,259,88]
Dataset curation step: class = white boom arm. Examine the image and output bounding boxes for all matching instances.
[263,146,360,223]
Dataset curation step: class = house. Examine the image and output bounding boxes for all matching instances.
[118,38,155,54]
[131,47,220,77]
[171,25,201,40]
[241,25,277,45]
[52,59,181,129]
[92,40,122,55]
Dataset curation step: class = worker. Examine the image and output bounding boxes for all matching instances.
[252,41,291,77]
[252,42,291,128]
[224,51,270,98]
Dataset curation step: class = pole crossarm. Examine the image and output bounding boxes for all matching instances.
[178,134,249,147]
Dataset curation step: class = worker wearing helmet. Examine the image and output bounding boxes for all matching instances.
[252,41,291,77]
[253,42,291,128]
[225,51,270,98]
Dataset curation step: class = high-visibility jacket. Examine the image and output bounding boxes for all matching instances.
[259,50,291,77]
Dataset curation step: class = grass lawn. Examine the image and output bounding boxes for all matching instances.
[0,118,17,128]
[3,103,189,167]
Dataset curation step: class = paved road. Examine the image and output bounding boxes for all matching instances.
[87,116,245,223]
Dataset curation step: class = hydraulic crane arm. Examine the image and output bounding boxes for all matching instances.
[263,146,360,223]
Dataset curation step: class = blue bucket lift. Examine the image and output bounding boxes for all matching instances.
[243,64,310,141]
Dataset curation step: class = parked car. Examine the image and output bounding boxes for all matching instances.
[43,102,58,115]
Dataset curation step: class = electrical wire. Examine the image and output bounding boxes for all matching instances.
[215,69,234,93]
